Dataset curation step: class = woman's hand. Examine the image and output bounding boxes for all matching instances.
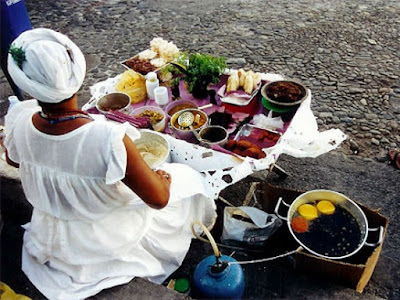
[122,134,170,209]
[155,169,172,187]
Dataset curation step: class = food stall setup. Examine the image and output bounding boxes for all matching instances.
[78,39,390,294]
[82,38,347,199]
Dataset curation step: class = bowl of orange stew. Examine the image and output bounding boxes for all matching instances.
[170,108,208,141]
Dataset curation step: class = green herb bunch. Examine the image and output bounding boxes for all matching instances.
[9,44,26,69]
[169,52,226,98]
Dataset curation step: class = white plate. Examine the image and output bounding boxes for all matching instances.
[218,83,261,106]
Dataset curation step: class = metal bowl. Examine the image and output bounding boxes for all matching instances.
[198,125,228,147]
[274,189,385,260]
[261,80,308,107]
[166,100,198,118]
[170,109,208,141]
[134,130,170,169]
[96,92,131,114]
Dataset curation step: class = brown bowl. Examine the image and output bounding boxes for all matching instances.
[96,92,131,114]
[261,80,308,107]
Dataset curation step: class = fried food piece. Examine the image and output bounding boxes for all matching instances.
[257,132,266,140]
[225,139,237,151]
[253,72,262,90]
[298,204,318,221]
[243,71,254,94]
[236,140,254,150]
[227,70,240,92]
[238,68,246,87]
[291,216,309,233]
[242,147,262,159]
[232,148,243,156]
[316,200,336,215]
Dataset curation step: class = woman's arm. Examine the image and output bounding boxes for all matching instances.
[122,134,171,209]
[5,150,20,168]
[0,138,19,168]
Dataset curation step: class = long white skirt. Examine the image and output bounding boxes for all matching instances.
[22,163,217,300]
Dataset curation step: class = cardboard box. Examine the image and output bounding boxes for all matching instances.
[255,183,389,293]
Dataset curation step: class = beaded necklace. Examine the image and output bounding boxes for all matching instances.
[38,110,94,125]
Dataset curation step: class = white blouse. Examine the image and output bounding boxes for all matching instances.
[5,100,216,300]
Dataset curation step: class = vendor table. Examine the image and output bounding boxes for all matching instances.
[83,72,346,199]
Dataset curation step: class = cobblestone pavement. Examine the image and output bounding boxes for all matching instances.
[1,0,400,299]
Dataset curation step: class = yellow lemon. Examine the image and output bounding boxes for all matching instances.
[298,204,318,221]
[317,200,336,215]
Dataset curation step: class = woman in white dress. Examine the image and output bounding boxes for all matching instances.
[4,28,216,300]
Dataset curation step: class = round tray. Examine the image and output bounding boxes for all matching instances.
[261,80,308,107]
[262,97,297,113]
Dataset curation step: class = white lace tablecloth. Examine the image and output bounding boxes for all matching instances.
[86,74,346,199]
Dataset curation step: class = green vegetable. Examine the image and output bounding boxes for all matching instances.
[169,52,226,98]
[9,44,26,69]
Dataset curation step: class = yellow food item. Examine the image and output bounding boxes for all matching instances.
[226,69,262,95]
[115,70,147,103]
[298,203,318,221]
[238,68,246,87]
[252,72,262,90]
[243,71,254,94]
[226,70,239,92]
[317,200,336,215]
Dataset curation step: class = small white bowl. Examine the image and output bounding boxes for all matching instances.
[131,106,166,132]
[134,130,170,169]
[96,92,131,114]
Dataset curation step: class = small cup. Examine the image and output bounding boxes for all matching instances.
[154,86,169,109]
[198,125,228,147]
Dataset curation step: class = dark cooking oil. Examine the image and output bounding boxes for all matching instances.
[293,206,362,258]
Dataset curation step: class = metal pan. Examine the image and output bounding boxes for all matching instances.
[275,189,384,260]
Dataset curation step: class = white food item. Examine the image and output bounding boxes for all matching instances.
[158,42,179,62]
[138,49,157,60]
[150,57,167,68]
[136,140,168,168]
[150,37,179,63]
[150,37,169,53]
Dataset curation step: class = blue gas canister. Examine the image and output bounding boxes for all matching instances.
[193,254,245,299]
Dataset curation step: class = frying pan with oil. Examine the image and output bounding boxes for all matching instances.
[274,189,383,260]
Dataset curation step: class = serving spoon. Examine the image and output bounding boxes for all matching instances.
[177,111,209,142]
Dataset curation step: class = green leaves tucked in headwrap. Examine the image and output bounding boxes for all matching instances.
[9,44,26,68]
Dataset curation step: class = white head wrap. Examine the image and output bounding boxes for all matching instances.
[7,28,86,103]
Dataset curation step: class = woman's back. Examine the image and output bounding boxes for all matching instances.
[6,100,140,220]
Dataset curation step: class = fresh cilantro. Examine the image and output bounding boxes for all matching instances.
[9,44,26,69]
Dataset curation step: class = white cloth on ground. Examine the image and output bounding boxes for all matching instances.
[4,100,216,300]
